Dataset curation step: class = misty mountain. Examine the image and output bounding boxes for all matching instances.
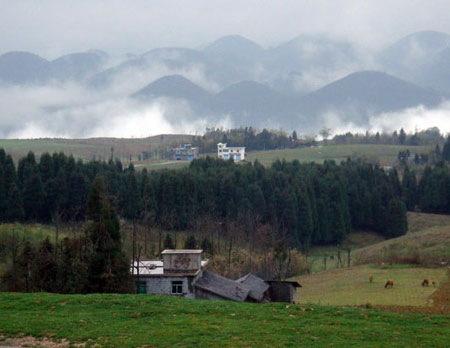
[203,35,265,67]
[88,46,244,91]
[297,71,443,126]
[45,50,108,81]
[0,51,49,84]
[0,50,108,85]
[132,74,212,104]
[378,31,450,89]
[265,34,360,74]
[131,70,442,130]
[417,47,450,95]
[213,80,295,125]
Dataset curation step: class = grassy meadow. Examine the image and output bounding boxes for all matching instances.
[246,144,431,167]
[1,293,449,348]
[353,212,450,265]
[0,135,432,170]
[294,264,447,307]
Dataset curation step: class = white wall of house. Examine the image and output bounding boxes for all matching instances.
[217,143,246,161]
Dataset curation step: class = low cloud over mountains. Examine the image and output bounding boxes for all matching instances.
[1,31,450,138]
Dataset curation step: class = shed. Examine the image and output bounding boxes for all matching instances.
[236,273,270,302]
[266,281,302,303]
[194,270,250,302]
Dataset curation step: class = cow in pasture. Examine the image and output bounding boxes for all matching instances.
[384,280,394,288]
[369,275,373,283]
[422,279,429,287]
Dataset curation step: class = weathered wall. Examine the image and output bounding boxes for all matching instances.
[142,271,203,299]
[163,253,201,272]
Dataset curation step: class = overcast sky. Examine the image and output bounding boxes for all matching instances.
[2,0,450,58]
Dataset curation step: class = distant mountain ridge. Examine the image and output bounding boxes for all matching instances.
[132,70,443,130]
[0,50,108,85]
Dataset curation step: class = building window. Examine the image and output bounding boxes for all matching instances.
[171,281,183,294]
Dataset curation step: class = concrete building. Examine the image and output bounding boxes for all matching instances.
[132,249,301,303]
[133,250,207,298]
[170,144,199,161]
[217,142,245,161]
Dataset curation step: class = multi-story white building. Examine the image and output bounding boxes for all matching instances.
[217,142,246,161]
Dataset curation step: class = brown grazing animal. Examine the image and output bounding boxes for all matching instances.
[369,275,373,283]
[422,279,429,287]
[384,280,394,288]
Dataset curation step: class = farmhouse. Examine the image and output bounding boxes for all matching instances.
[132,249,300,303]
[170,144,199,161]
[217,142,246,161]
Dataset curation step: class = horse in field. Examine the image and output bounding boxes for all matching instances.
[384,280,394,288]
[369,275,373,283]
[422,279,429,287]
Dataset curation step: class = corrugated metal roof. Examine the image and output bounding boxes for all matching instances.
[236,274,270,301]
[194,270,250,302]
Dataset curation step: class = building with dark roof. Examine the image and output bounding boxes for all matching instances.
[132,250,300,303]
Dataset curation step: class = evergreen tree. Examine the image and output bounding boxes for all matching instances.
[385,198,408,238]
[164,234,175,249]
[401,167,417,211]
[22,169,45,221]
[442,136,450,161]
[86,177,132,293]
[399,128,406,145]
[184,235,197,249]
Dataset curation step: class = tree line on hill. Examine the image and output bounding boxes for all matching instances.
[1,149,411,247]
[189,127,447,155]
[2,148,450,293]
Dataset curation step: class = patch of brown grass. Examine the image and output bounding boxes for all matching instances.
[0,335,72,348]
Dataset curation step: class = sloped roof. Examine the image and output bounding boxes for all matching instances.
[236,273,270,301]
[194,270,250,302]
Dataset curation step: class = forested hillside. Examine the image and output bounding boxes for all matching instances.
[0,149,415,249]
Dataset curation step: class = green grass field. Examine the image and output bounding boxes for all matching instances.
[247,144,431,167]
[354,212,450,265]
[1,293,449,348]
[0,136,431,170]
[294,264,447,307]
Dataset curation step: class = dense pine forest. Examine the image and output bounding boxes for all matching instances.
[0,148,423,247]
[2,147,450,293]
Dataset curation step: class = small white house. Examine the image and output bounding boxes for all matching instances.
[217,143,246,161]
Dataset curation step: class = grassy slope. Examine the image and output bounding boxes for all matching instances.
[0,137,430,170]
[354,212,450,263]
[294,264,447,306]
[246,144,430,167]
[1,293,449,348]
[0,134,192,163]
[294,212,450,307]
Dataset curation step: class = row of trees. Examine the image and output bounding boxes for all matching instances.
[191,127,315,153]
[0,149,410,249]
[333,127,447,146]
[190,127,448,154]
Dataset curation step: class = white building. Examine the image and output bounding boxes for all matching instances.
[217,142,246,161]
